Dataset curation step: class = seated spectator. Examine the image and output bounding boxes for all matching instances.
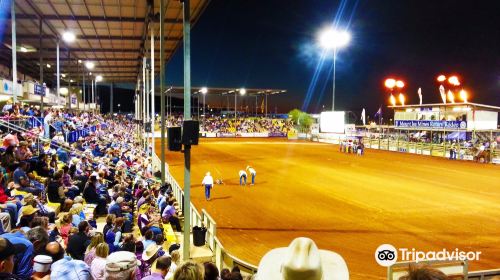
[204,262,219,280]
[399,264,449,280]
[173,262,204,280]
[102,214,115,237]
[105,217,124,253]
[118,233,136,253]
[256,237,348,280]
[105,251,140,280]
[162,200,182,232]
[0,237,18,280]
[138,204,162,236]
[70,203,85,227]
[108,197,132,233]
[46,241,91,280]
[47,171,73,211]
[143,256,172,280]
[57,213,72,246]
[142,229,155,250]
[220,268,231,280]
[84,232,105,266]
[90,243,109,280]
[34,153,50,178]
[83,175,107,215]
[1,230,34,279]
[18,205,38,232]
[66,221,91,261]
[26,226,49,255]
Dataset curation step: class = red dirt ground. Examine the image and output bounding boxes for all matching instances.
[155,138,500,279]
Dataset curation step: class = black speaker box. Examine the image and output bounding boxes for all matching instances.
[182,120,199,145]
[168,127,182,151]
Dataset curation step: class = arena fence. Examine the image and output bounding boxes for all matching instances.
[154,153,259,274]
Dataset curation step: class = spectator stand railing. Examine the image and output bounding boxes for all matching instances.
[467,269,500,280]
[159,158,259,274]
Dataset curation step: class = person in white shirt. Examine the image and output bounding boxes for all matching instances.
[239,170,247,186]
[246,166,256,185]
[201,172,214,201]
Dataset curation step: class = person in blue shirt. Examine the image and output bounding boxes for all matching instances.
[12,162,28,185]
[56,145,69,164]
[108,197,132,233]
[1,231,34,280]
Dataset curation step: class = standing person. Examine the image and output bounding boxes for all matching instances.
[246,166,256,185]
[201,172,214,201]
[238,170,247,186]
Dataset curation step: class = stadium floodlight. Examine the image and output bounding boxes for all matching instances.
[448,76,460,86]
[78,60,82,64]
[396,80,405,88]
[70,79,74,83]
[398,93,405,106]
[20,47,28,53]
[200,87,208,94]
[85,61,95,70]
[437,75,446,83]
[62,31,76,43]
[459,89,468,103]
[46,64,51,68]
[239,88,246,95]
[96,75,103,82]
[384,78,396,89]
[319,28,351,49]
[390,94,396,107]
[318,27,351,111]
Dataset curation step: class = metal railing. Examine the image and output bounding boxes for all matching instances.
[162,163,259,274]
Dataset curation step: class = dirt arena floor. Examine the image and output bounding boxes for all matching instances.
[155,138,500,279]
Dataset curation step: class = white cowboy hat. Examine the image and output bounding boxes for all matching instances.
[256,237,349,280]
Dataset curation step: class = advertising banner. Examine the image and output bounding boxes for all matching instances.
[217,133,236,138]
[268,132,286,137]
[395,120,466,129]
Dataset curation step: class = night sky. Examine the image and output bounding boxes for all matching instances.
[109,0,500,116]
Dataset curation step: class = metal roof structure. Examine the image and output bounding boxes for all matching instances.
[1,0,210,84]
[164,86,287,96]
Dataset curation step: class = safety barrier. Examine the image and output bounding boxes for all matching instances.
[360,137,500,163]
[161,160,259,274]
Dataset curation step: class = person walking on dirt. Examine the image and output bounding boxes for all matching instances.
[202,172,214,201]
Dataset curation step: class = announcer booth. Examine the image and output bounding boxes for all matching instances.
[388,102,500,162]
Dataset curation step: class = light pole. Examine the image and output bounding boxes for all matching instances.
[318,28,351,111]
[118,103,121,113]
[95,75,103,113]
[235,88,246,119]
[59,32,76,105]
[84,62,94,111]
[200,87,208,122]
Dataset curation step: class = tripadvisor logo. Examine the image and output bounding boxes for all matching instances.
[375,244,482,267]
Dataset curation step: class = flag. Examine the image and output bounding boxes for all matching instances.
[418,87,422,105]
[260,98,265,113]
[374,106,382,117]
[361,108,366,125]
[439,85,446,104]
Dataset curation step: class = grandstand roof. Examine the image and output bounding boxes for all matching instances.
[1,0,209,84]
[389,102,500,112]
[163,86,287,96]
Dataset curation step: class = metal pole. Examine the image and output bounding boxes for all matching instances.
[11,1,17,103]
[39,17,44,115]
[160,0,166,184]
[110,83,113,114]
[151,27,155,160]
[143,58,146,131]
[203,93,205,121]
[56,40,60,105]
[82,64,86,112]
[234,93,237,119]
[67,51,71,109]
[182,0,192,261]
[332,47,337,111]
[91,79,94,111]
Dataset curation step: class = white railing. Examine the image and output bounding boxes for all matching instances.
[161,162,258,274]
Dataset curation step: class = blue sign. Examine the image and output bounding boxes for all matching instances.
[34,83,46,96]
[395,120,467,129]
